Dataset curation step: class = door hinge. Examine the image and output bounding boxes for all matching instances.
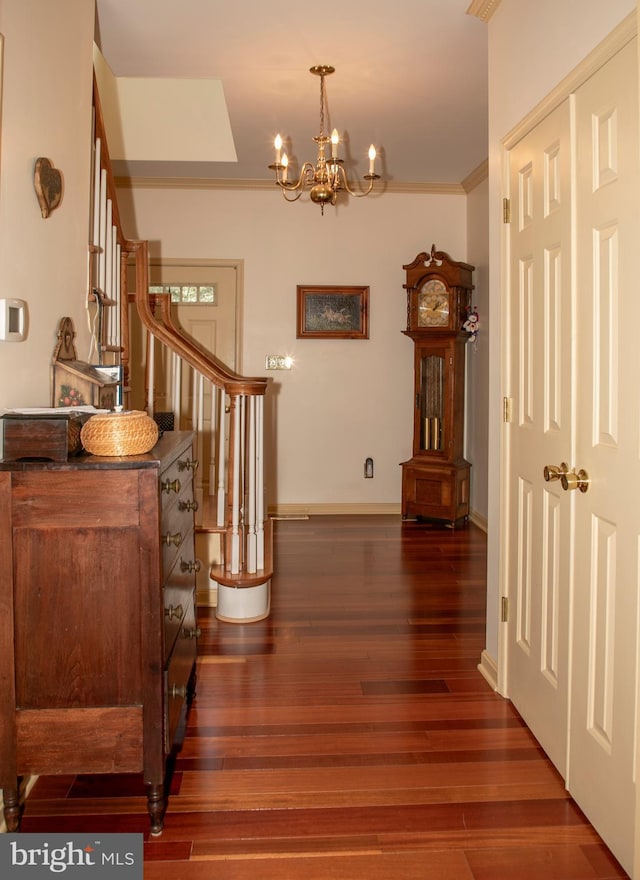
[503,396,512,423]
[503,197,511,224]
[501,596,509,623]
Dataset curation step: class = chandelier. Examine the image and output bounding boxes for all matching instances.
[269,65,380,213]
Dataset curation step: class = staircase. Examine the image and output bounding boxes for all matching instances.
[90,76,273,619]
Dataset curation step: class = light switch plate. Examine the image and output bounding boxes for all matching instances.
[0,298,28,342]
[265,355,293,370]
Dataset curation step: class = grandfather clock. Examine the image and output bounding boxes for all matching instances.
[400,245,474,526]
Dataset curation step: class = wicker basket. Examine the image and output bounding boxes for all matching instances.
[81,410,159,456]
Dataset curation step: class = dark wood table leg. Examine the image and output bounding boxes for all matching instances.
[4,786,21,831]
[146,782,165,836]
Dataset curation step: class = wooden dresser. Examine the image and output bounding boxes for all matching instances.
[0,431,199,834]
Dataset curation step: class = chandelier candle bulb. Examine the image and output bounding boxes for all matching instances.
[282,152,288,181]
[368,145,376,175]
[331,129,339,158]
[274,134,282,164]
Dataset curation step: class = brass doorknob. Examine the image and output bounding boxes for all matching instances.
[561,469,589,493]
[543,462,568,482]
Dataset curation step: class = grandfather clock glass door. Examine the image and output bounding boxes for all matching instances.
[419,353,444,453]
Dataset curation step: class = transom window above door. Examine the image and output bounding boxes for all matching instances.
[149,284,217,304]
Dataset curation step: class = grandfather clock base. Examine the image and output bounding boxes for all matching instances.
[401,457,470,527]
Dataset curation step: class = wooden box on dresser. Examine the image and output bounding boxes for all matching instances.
[0,430,199,835]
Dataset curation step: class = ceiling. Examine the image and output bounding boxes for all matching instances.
[94,0,488,189]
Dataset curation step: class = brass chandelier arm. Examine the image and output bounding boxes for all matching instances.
[280,188,304,202]
[334,165,381,198]
[272,161,317,193]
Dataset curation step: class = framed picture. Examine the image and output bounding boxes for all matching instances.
[296,285,369,339]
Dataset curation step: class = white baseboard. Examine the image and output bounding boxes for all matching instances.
[268,503,402,517]
[477,649,498,691]
[196,586,217,608]
[269,503,489,530]
[469,509,488,532]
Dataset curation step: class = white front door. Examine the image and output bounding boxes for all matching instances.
[505,36,639,876]
[505,99,573,776]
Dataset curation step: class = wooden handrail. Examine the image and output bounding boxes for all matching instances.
[129,239,268,398]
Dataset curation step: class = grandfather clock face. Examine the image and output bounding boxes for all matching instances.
[417,279,450,328]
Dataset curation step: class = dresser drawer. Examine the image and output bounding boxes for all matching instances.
[161,498,195,575]
[165,597,197,752]
[163,551,198,662]
[159,446,197,512]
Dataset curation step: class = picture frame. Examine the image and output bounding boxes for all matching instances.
[296,285,369,339]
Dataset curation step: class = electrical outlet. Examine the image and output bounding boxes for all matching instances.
[265,355,293,370]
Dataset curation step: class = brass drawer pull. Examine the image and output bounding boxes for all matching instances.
[180,559,201,574]
[178,458,199,473]
[162,478,181,494]
[162,532,183,547]
[164,604,184,621]
[169,684,187,699]
[178,499,199,513]
[183,626,202,640]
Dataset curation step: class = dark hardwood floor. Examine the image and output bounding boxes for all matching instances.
[19,515,628,879]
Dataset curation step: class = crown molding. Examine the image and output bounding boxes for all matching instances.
[461,159,488,192]
[466,0,502,22]
[503,11,637,151]
[115,176,468,196]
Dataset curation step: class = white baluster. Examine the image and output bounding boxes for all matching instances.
[105,200,113,345]
[191,368,198,432]
[217,389,226,527]
[147,330,155,416]
[98,169,107,294]
[256,395,265,571]
[92,137,101,248]
[247,395,257,573]
[172,352,181,429]
[114,241,121,350]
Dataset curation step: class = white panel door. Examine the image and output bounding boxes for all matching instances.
[568,38,639,873]
[505,36,639,877]
[506,100,573,776]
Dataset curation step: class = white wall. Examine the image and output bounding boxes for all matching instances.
[0,0,95,413]
[485,0,636,666]
[118,185,469,509]
[465,176,489,525]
